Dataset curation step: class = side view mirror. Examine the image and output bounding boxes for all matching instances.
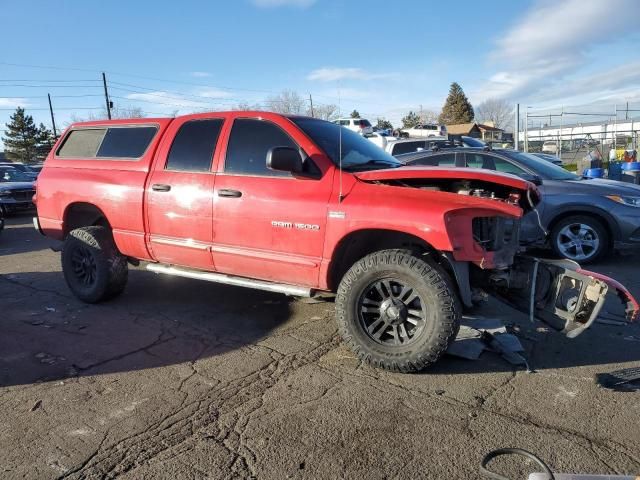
[267,146,303,174]
[520,172,543,186]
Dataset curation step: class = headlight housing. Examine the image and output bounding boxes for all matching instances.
[606,194,640,207]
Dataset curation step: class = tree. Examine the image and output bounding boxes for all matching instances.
[376,118,393,130]
[312,103,339,121]
[265,90,307,115]
[35,123,56,160]
[438,82,474,125]
[401,111,421,128]
[475,98,513,130]
[350,109,360,118]
[418,109,439,125]
[2,107,40,163]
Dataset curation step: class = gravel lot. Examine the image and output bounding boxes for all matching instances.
[1,214,639,479]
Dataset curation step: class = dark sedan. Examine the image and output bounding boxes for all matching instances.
[397,147,640,263]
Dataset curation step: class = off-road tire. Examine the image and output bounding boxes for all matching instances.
[62,226,128,303]
[336,249,461,373]
[550,215,608,264]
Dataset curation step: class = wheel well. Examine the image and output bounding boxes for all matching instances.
[327,229,437,291]
[548,210,614,246]
[63,203,110,237]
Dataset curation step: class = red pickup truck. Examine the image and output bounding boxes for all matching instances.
[34,111,638,372]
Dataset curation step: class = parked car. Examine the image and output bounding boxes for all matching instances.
[333,118,373,135]
[33,112,636,372]
[542,140,558,154]
[0,162,38,180]
[399,147,640,263]
[364,132,393,150]
[401,124,447,138]
[532,152,563,166]
[0,205,4,235]
[0,166,37,214]
[385,136,484,156]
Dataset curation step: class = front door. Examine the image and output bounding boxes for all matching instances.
[145,117,225,270]
[212,117,333,287]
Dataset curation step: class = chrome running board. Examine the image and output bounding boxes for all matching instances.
[146,263,313,297]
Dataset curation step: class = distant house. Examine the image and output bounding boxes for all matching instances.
[447,122,504,141]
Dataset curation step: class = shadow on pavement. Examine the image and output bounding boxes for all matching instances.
[0,269,294,387]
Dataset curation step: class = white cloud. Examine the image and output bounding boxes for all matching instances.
[479,0,640,102]
[125,91,210,109]
[251,0,315,8]
[307,67,394,82]
[0,98,28,108]
[196,88,233,99]
[190,71,211,78]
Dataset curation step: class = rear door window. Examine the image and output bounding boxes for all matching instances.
[165,119,224,172]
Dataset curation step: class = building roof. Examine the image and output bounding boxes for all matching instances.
[446,123,478,135]
[446,122,504,135]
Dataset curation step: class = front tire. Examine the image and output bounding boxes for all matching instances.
[62,226,128,303]
[550,215,608,264]
[336,249,461,373]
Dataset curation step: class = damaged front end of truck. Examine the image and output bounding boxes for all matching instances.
[356,167,639,337]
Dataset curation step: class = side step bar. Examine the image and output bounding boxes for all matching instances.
[146,263,313,297]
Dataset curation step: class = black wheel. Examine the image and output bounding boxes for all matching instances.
[550,215,608,264]
[336,249,461,373]
[62,226,128,303]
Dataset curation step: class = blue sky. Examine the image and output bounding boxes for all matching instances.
[1,0,639,142]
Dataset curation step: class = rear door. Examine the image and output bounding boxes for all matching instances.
[145,116,225,270]
[212,116,333,287]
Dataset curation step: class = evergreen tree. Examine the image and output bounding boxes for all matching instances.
[3,107,40,163]
[350,109,360,118]
[35,123,56,160]
[438,82,474,125]
[376,118,393,130]
[401,111,421,128]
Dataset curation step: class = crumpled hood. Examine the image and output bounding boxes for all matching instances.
[354,166,535,191]
[0,181,35,191]
[353,166,540,212]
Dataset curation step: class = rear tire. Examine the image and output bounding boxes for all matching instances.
[62,226,128,303]
[336,249,461,373]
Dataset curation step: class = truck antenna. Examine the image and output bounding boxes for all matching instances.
[338,82,344,203]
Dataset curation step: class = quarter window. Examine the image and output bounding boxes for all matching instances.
[165,119,223,172]
[225,119,296,176]
[57,126,158,159]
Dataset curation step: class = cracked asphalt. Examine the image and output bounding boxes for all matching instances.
[1,214,640,479]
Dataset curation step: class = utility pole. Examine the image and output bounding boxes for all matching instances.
[524,107,529,153]
[559,105,563,159]
[514,103,519,151]
[308,93,314,118]
[102,72,112,120]
[626,101,629,120]
[47,93,58,138]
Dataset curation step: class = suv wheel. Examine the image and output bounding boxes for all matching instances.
[550,215,608,264]
[62,226,128,303]
[336,249,460,373]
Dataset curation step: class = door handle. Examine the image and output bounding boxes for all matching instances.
[152,183,171,192]
[218,189,242,198]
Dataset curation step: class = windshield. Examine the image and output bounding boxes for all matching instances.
[0,168,33,182]
[291,117,402,171]
[502,151,578,180]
